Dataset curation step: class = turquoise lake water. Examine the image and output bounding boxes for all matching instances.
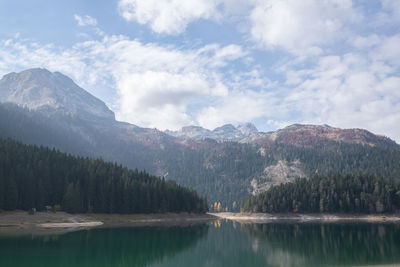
[1,220,400,266]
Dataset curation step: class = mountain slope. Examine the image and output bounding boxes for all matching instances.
[1,68,400,211]
[0,68,114,121]
[243,173,400,213]
[252,124,396,148]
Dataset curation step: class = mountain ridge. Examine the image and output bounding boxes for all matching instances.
[166,122,396,147]
[1,68,399,210]
[1,68,395,147]
[165,123,260,142]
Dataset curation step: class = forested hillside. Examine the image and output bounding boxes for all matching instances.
[2,101,400,211]
[1,69,400,212]
[0,138,208,213]
[243,174,400,213]
[167,141,400,211]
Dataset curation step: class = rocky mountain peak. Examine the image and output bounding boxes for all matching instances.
[212,124,243,140]
[0,68,115,121]
[165,121,396,147]
[165,122,261,141]
[237,122,258,135]
[179,126,211,139]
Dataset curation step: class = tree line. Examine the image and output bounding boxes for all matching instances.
[3,103,400,212]
[0,138,208,213]
[243,173,400,213]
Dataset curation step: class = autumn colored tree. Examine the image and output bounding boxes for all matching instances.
[213,202,218,211]
[217,202,222,212]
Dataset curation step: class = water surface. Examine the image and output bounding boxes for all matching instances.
[1,221,400,266]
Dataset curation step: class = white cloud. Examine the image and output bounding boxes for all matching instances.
[351,34,382,49]
[196,89,280,129]
[118,0,222,35]
[116,71,211,128]
[2,2,400,142]
[0,35,247,130]
[74,14,98,27]
[249,0,361,54]
[374,34,400,66]
[381,0,400,16]
[283,51,400,141]
[374,0,400,26]
[351,33,400,67]
[2,32,400,140]
[73,15,105,37]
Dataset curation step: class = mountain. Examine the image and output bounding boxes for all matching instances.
[165,122,259,142]
[0,68,115,121]
[0,68,179,172]
[237,122,258,136]
[168,122,395,148]
[252,124,396,148]
[166,125,212,139]
[1,68,400,211]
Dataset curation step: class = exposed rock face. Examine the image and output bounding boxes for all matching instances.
[168,122,396,148]
[251,160,306,195]
[166,123,260,141]
[177,126,212,139]
[1,68,399,209]
[237,122,258,136]
[212,124,243,140]
[0,68,115,121]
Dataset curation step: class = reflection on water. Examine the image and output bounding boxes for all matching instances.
[1,221,400,267]
[241,223,400,267]
[0,225,208,267]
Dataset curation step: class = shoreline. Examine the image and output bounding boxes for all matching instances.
[2,210,399,236]
[211,212,400,223]
[83,212,216,228]
[0,211,216,236]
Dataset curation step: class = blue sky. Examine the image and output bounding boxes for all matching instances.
[0,0,399,141]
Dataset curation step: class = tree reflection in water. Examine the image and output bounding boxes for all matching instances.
[0,225,209,267]
[242,223,400,266]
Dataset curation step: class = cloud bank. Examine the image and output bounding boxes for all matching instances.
[1,1,400,142]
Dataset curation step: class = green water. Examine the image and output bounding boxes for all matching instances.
[1,221,400,267]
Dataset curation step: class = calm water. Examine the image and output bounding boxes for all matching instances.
[1,220,400,267]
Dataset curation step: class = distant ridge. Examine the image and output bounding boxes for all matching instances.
[165,123,396,147]
[165,122,259,141]
[257,124,396,148]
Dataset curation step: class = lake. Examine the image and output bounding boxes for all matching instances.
[1,220,400,266]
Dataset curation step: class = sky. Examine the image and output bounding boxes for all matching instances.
[0,0,399,142]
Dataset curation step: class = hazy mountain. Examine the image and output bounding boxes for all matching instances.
[237,122,258,136]
[0,68,115,121]
[166,125,212,139]
[165,122,260,142]
[0,68,178,173]
[1,68,399,210]
[166,122,395,148]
